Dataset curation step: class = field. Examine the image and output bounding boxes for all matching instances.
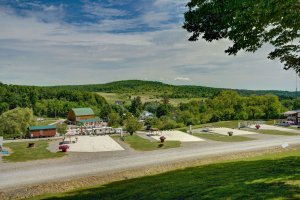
[29,148,300,200]
[36,118,59,126]
[3,141,64,162]
[97,92,203,106]
[193,133,255,142]
[116,135,181,151]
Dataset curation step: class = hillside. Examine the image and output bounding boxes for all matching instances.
[0,83,108,117]
[51,80,299,99]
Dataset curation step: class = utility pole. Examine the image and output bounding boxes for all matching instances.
[296,71,298,99]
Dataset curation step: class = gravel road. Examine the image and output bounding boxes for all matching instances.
[1,135,300,189]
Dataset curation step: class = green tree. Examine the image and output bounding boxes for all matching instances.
[57,123,67,135]
[157,104,173,118]
[129,96,143,117]
[159,116,181,130]
[0,102,9,115]
[262,95,282,119]
[145,117,163,129]
[125,116,142,135]
[293,98,300,109]
[144,101,160,114]
[183,0,300,72]
[108,112,121,127]
[0,108,36,139]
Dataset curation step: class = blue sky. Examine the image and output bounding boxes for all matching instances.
[0,0,298,90]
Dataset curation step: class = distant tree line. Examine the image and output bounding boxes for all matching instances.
[0,83,108,117]
[2,81,300,138]
[142,91,286,130]
[101,90,297,131]
[49,80,300,99]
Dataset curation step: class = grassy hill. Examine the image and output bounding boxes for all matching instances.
[51,80,299,99]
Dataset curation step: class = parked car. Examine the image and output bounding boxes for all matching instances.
[278,121,294,127]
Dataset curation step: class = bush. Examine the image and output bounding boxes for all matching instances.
[57,123,67,135]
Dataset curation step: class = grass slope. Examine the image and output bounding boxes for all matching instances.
[118,135,180,151]
[30,149,300,200]
[193,133,255,142]
[97,92,200,106]
[190,121,240,129]
[256,129,299,136]
[3,141,64,162]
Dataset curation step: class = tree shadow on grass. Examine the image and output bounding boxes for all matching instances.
[40,157,300,200]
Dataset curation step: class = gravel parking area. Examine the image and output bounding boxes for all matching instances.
[68,136,124,152]
[250,124,300,134]
[210,128,258,136]
[151,131,204,142]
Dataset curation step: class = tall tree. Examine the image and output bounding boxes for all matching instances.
[108,112,122,127]
[129,96,143,117]
[183,0,300,72]
[0,108,36,139]
[124,116,142,135]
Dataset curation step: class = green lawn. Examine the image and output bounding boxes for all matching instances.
[193,121,240,129]
[97,92,204,106]
[256,129,299,136]
[3,141,64,162]
[29,149,300,200]
[115,135,180,151]
[34,117,60,126]
[193,133,255,142]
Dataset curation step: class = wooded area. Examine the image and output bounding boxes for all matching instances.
[50,80,300,99]
[1,81,300,138]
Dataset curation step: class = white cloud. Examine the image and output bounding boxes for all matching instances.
[43,4,64,12]
[83,2,127,18]
[0,2,297,90]
[174,77,191,81]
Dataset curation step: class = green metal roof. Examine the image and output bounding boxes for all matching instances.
[78,117,103,124]
[28,125,56,131]
[72,108,94,116]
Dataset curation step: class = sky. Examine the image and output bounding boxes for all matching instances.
[0,0,298,90]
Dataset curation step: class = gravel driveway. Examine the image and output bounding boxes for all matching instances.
[1,135,300,190]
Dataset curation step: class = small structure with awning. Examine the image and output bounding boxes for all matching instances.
[77,117,105,127]
[283,110,300,125]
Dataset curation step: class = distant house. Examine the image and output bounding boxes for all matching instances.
[283,110,300,125]
[140,111,154,120]
[115,100,124,105]
[67,108,95,123]
[28,125,57,138]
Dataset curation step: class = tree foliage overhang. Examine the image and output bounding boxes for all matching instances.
[183,0,300,72]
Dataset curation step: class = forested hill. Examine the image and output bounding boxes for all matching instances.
[50,80,299,99]
[0,83,108,116]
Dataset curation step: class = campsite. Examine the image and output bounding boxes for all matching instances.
[2,0,300,199]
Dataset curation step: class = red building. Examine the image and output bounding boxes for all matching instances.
[28,125,57,138]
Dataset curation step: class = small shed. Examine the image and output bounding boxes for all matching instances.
[28,125,57,138]
[67,108,95,122]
